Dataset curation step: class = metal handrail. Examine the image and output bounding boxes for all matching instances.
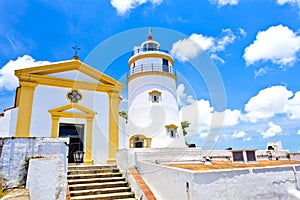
[127,63,176,78]
[132,48,170,56]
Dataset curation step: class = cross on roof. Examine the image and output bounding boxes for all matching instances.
[72,45,80,56]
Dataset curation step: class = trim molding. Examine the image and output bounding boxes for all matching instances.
[127,71,177,83]
[17,73,123,93]
[15,81,37,137]
[15,59,124,88]
[128,53,174,67]
[48,103,96,164]
[107,92,122,164]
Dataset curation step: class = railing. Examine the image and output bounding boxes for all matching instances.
[132,48,170,56]
[127,63,176,78]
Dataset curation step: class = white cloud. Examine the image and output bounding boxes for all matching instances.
[297,129,300,135]
[171,34,213,61]
[172,29,237,62]
[232,131,246,138]
[212,29,236,52]
[243,136,251,141]
[285,91,300,119]
[190,34,215,51]
[260,122,282,138]
[243,25,300,67]
[244,86,293,122]
[209,0,239,7]
[180,90,241,140]
[276,0,300,7]
[243,85,300,122]
[223,109,241,126]
[239,28,247,37]
[254,67,270,77]
[110,0,163,15]
[210,53,225,64]
[200,132,209,138]
[176,84,195,107]
[180,99,213,134]
[0,55,50,91]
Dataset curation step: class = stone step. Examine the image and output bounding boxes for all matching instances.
[70,186,131,197]
[68,177,126,185]
[114,199,136,200]
[70,191,135,200]
[68,168,119,175]
[68,172,123,180]
[68,165,117,171]
[69,181,128,191]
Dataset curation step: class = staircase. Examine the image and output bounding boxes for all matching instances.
[67,165,135,200]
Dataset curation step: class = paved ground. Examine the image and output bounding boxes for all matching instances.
[0,189,30,200]
[169,160,300,171]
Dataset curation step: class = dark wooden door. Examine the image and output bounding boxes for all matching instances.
[59,123,84,163]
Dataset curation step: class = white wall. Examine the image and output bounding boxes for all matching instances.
[80,90,109,163]
[26,158,59,200]
[291,154,300,161]
[30,85,70,137]
[0,108,18,137]
[136,161,300,200]
[119,117,128,149]
[49,70,99,83]
[117,148,232,171]
[127,75,185,148]
[29,84,110,163]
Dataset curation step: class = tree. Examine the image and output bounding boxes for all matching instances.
[181,121,190,136]
[119,110,128,120]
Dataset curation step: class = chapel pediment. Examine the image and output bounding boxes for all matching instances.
[14,59,124,92]
[48,103,96,118]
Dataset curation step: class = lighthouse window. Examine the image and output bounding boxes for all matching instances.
[149,90,162,103]
[143,42,158,51]
[162,59,169,72]
[170,129,175,138]
[165,124,178,138]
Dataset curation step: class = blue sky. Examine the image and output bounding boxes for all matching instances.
[0,0,300,152]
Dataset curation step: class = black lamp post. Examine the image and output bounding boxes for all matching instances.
[73,151,84,163]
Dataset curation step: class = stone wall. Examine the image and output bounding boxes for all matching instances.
[0,137,69,200]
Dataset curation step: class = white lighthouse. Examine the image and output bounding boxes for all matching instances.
[127,32,186,148]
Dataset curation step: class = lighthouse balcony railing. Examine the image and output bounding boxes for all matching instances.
[132,48,170,55]
[127,63,176,78]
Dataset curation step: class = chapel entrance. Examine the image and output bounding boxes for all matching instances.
[59,123,84,163]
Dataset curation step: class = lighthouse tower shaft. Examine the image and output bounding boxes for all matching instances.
[126,34,186,148]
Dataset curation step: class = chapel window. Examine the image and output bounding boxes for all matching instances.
[67,89,82,103]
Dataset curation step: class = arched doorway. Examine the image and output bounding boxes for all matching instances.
[129,134,151,148]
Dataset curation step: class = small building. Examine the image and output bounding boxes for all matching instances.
[231,149,257,163]
[266,141,283,151]
[0,58,124,164]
